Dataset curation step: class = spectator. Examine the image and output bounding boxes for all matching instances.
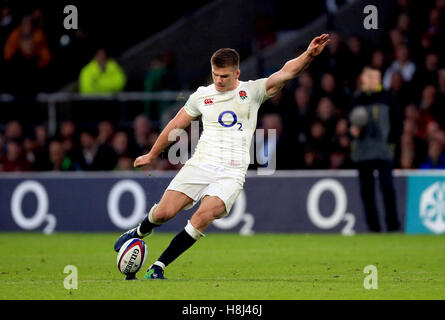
[419,84,437,111]
[3,13,51,68]
[437,68,445,98]
[23,134,46,170]
[259,88,287,120]
[305,120,330,168]
[396,13,412,40]
[111,131,131,158]
[432,68,445,129]
[418,31,435,63]
[345,35,369,85]
[0,3,14,70]
[329,148,353,169]
[316,31,349,84]
[436,0,445,11]
[3,12,51,94]
[370,49,388,74]
[73,129,117,171]
[420,139,445,169]
[417,85,442,135]
[395,117,428,167]
[143,52,180,120]
[425,7,442,50]
[388,71,414,109]
[425,120,441,143]
[434,127,445,150]
[79,48,126,94]
[0,139,31,171]
[296,71,314,93]
[318,72,348,110]
[34,124,49,153]
[301,145,326,169]
[132,114,153,155]
[60,120,77,141]
[383,44,416,90]
[331,117,351,153]
[115,155,134,171]
[292,86,313,144]
[413,52,440,88]
[59,120,78,159]
[4,120,23,142]
[0,132,4,159]
[259,87,296,135]
[314,96,339,137]
[399,148,416,169]
[395,0,413,15]
[255,113,298,170]
[77,49,126,122]
[97,120,115,146]
[43,140,75,171]
[386,29,406,54]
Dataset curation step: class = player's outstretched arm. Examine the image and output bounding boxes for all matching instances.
[134,107,195,168]
[266,33,330,97]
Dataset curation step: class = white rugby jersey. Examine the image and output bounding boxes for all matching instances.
[184,78,270,172]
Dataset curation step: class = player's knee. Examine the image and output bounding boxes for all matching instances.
[152,205,177,224]
[190,210,212,230]
[192,206,225,230]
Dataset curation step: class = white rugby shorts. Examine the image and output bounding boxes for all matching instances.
[166,162,245,216]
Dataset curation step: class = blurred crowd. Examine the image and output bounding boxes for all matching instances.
[1,0,445,172]
[0,116,180,172]
[255,0,445,170]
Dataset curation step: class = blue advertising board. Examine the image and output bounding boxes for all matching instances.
[0,170,410,234]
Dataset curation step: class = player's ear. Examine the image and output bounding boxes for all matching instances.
[235,68,240,79]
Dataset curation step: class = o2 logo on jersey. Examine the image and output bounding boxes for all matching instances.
[218,111,242,131]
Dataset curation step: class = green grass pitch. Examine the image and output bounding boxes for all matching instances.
[0,232,444,300]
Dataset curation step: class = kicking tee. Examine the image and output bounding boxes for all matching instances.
[183,78,270,173]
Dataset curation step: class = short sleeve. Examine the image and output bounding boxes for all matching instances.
[250,78,271,104]
[183,92,201,118]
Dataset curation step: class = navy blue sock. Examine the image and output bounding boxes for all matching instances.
[138,216,159,235]
[158,229,197,267]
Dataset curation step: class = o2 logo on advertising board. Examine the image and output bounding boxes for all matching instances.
[212,190,254,235]
[107,180,146,229]
[10,180,56,234]
[306,179,355,235]
[8,179,253,235]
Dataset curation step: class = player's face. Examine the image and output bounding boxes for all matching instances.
[211,65,240,92]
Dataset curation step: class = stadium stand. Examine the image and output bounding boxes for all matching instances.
[0,0,444,172]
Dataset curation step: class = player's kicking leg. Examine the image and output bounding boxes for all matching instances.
[146,195,226,279]
[113,190,193,252]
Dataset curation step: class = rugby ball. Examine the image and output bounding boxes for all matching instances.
[117,238,147,275]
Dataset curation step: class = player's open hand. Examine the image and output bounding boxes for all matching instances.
[306,34,330,57]
[134,153,154,168]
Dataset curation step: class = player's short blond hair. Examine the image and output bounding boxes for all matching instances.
[210,48,239,69]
